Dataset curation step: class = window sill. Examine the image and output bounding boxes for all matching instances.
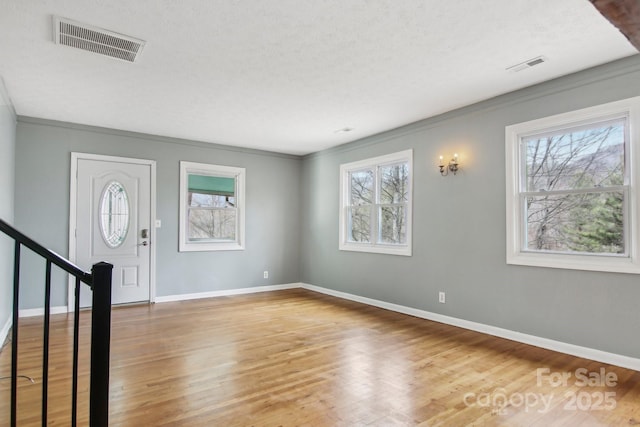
[339,242,412,257]
[507,251,640,274]
[179,242,245,252]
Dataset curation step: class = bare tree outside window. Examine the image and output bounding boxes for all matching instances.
[379,163,409,244]
[340,150,412,256]
[348,169,373,242]
[188,193,237,241]
[506,97,640,273]
[523,120,626,254]
[347,163,409,245]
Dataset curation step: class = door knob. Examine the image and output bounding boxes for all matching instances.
[138,241,148,246]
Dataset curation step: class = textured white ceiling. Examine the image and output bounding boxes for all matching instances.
[0,0,636,155]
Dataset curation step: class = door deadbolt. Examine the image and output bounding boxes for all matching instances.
[141,229,149,238]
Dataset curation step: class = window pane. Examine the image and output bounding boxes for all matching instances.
[99,181,130,248]
[379,163,409,204]
[189,192,235,208]
[350,170,374,205]
[524,120,625,192]
[348,206,371,242]
[379,205,406,244]
[188,208,236,241]
[525,192,624,254]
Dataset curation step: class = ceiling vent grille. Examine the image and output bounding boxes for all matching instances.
[506,56,546,73]
[53,16,145,63]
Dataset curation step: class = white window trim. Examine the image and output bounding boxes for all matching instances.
[179,161,246,252]
[339,149,413,256]
[505,96,640,274]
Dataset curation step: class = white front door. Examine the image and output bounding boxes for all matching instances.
[71,154,155,307]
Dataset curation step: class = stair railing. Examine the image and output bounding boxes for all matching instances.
[0,218,113,427]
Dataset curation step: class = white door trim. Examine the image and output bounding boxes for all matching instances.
[68,152,157,311]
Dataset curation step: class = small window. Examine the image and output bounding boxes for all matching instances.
[179,161,245,252]
[99,180,130,248]
[339,150,413,256]
[505,96,640,273]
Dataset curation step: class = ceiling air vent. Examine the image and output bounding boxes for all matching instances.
[53,16,145,63]
[506,56,546,73]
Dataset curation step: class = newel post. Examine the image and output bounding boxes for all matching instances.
[89,262,113,427]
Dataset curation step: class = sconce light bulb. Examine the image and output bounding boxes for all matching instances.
[439,152,460,176]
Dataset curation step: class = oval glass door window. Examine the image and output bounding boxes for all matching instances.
[99,181,130,248]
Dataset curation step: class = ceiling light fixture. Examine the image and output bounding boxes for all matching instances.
[506,56,547,73]
[334,127,354,134]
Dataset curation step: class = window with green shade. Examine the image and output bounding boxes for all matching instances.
[179,161,245,252]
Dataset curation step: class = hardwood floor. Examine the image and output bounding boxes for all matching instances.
[1,288,639,426]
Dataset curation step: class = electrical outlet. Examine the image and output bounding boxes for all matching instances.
[263,271,269,279]
[439,292,446,304]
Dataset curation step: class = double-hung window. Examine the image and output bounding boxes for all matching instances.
[505,97,640,273]
[179,161,245,252]
[339,149,412,256]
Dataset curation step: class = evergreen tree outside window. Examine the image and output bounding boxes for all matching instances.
[506,97,640,273]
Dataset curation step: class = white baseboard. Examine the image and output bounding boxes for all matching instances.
[0,314,11,348]
[17,283,635,371]
[154,283,302,303]
[18,306,68,318]
[300,283,640,372]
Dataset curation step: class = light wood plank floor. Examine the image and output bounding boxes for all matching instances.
[1,288,639,426]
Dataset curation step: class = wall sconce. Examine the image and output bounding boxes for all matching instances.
[439,153,459,176]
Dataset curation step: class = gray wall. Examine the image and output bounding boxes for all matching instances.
[15,120,301,309]
[11,55,640,359]
[0,79,16,335]
[301,55,640,359]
